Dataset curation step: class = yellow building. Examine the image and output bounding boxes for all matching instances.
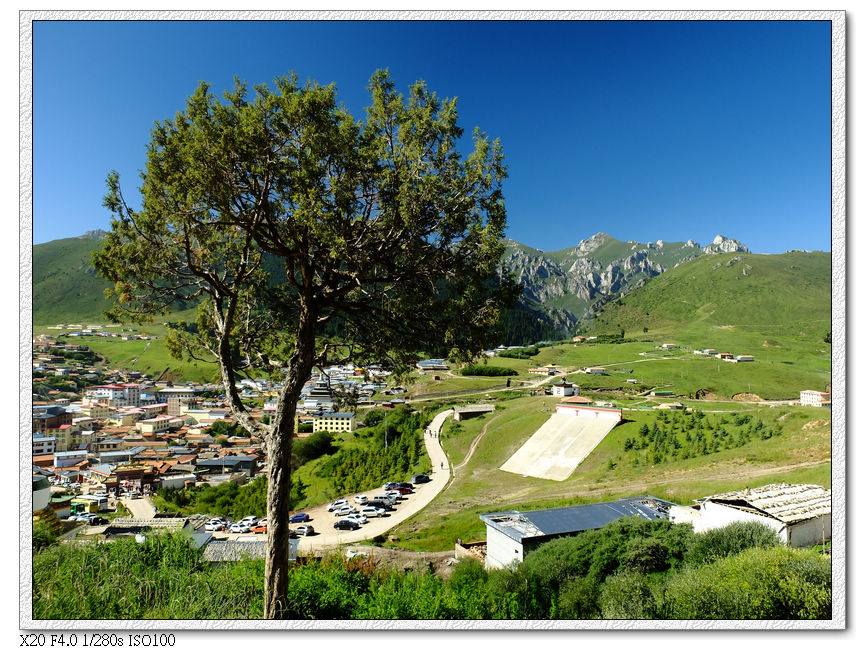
[312,412,357,433]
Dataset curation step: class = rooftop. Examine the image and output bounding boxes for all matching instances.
[480,496,674,543]
[699,483,831,524]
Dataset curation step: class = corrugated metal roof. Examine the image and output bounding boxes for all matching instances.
[701,483,831,524]
[480,496,674,543]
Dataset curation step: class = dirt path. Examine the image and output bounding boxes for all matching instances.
[451,413,505,474]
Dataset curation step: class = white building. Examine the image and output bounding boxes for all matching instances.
[800,390,830,407]
[85,383,142,408]
[551,382,578,397]
[480,496,674,569]
[669,483,831,548]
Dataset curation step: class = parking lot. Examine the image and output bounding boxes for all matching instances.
[207,408,454,551]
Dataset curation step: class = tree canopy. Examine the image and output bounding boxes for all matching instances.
[94,69,517,618]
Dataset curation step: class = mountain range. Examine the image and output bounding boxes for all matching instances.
[34,229,755,340]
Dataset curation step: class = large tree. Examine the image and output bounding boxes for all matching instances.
[94,70,517,618]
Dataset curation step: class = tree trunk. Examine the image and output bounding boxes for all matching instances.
[262,400,298,619]
[263,304,317,619]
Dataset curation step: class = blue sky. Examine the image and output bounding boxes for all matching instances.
[32,19,831,253]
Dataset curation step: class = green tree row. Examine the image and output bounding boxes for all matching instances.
[459,364,518,377]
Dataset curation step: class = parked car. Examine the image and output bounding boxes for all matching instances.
[411,474,431,484]
[372,493,393,503]
[334,518,360,531]
[204,520,227,531]
[384,491,403,501]
[397,482,414,490]
[289,512,310,523]
[251,522,268,534]
[295,524,315,536]
[382,482,400,491]
[333,505,357,517]
[288,529,299,539]
[394,486,413,495]
[367,500,395,512]
[353,495,369,505]
[327,499,349,512]
[229,522,251,534]
[345,513,367,525]
[360,506,386,518]
[239,516,258,526]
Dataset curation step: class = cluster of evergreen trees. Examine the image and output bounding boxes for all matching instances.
[32,518,831,620]
[622,410,782,465]
[314,407,430,495]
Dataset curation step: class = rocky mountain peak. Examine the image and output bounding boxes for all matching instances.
[703,234,749,254]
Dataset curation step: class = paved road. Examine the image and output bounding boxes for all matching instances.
[120,495,157,519]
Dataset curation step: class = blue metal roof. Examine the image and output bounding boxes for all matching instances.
[480,496,675,543]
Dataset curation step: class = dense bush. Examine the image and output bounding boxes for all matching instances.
[460,364,517,377]
[497,346,540,359]
[32,520,57,553]
[663,546,831,619]
[686,520,780,567]
[31,523,831,620]
[156,476,268,519]
[292,431,336,468]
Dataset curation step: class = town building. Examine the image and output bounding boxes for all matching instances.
[552,382,577,397]
[312,412,357,433]
[85,383,142,408]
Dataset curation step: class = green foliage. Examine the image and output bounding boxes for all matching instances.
[497,346,541,359]
[685,520,781,567]
[292,431,336,468]
[460,364,518,377]
[663,546,831,619]
[599,571,657,619]
[32,520,57,553]
[156,477,268,519]
[316,407,429,494]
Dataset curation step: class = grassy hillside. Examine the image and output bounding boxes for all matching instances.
[32,234,114,324]
[582,252,830,384]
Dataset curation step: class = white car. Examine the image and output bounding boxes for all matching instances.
[239,516,258,526]
[327,499,349,512]
[229,522,251,534]
[384,491,402,501]
[353,495,369,505]
[333,505,357,517]
[360,506,386,518]
[344,513,367,525]
[204,519,227,531]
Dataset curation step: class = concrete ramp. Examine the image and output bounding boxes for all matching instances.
[500,412,617,481]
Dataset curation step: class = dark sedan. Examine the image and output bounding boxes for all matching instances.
[334,519,360,531]
[289,513,311,523]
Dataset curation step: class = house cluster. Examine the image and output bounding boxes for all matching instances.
[692,347,754,362]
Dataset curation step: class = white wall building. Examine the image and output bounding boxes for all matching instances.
[669,483,831,548]
[800,390,830,407]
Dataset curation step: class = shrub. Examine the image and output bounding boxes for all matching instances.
[599,571,657,619]
[663,546,831,619]
[32,520,57,553]
[556,576,601,619]
[686,520,780,567]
